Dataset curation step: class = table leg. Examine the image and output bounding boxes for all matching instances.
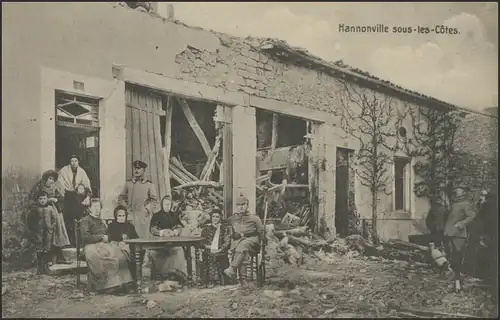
[135,245,142,292]
[129,244,138,293]
[186,245,193,286]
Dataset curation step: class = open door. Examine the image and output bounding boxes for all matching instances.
[55,91,101,197]
[55,125,100,197]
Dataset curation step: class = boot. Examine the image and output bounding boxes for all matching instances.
[238,263,248,286]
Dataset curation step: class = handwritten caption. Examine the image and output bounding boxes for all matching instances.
[338,24,459,35]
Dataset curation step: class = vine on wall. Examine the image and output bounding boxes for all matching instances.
[338,81,401,243]
[401,106,464,206]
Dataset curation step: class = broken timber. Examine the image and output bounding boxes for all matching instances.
[177,97,212,156]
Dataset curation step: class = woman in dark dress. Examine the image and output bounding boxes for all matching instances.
[107,205,139,243]
[79,199,133,293]
[148,193,188,282]
[200,210,231,287]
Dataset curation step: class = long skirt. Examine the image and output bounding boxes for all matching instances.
[149,247,188,281]
[52,205,70,247]
[84,242,133,292]
[202,252,230,284]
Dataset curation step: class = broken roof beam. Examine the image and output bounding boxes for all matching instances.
[177,97,212,156]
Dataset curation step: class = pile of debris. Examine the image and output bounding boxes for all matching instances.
[344,235,430,265]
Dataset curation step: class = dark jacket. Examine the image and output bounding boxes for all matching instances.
[79,215,107,245]
[107,221,139,242]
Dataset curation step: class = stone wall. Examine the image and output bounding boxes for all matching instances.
[174,35,344,116]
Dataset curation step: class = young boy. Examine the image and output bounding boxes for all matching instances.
[223,194,265,284]
[27,191,57,274]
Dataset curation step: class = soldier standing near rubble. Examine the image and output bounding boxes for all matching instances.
[223,194,265,284]
[118,160,158,238]
[443,183,476,293]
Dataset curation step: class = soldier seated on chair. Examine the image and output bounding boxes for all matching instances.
[223,194,265,285]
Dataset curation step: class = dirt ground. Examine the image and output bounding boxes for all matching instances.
[2,253,497,318]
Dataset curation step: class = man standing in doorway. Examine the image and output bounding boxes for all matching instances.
[57,154,92,246]
[118,160,158,239]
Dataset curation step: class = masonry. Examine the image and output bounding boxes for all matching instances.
[2,2,498,249]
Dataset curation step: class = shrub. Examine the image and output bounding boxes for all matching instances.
[2,167,38,270]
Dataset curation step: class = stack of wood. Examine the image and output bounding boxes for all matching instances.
[169,157,223,207]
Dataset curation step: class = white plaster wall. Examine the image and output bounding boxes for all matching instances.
[232,105,257,214]
[39,67,126,219]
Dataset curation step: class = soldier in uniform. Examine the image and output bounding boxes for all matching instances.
[223,194,265,284]
[443,183,476,293]
[118,160,158,238]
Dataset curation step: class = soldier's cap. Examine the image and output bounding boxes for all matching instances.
[133,160,148,169]
[235,193,249,205]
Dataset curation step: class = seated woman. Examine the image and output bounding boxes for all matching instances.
[148,193,188,283]
[200,210,231,287]
[79,199,133,294]
[107,205,139,243]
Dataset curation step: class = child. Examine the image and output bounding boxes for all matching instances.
[27,191,57,274]
[74,183,91,220]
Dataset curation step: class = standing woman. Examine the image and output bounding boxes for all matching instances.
[28,169,70,264]
[149,193,188,283]
[57,154,92,246]
[443,184,477,293]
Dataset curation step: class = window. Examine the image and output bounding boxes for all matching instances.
[394,157,412,212]
[55,91,100,127]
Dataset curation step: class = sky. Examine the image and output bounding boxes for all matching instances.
[160,2,498,112]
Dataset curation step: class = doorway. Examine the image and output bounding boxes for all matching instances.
[335,147,350,238]
[55,124,100,197]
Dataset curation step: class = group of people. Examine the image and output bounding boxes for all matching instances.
[27,156,266,294]
[27,154,92,273]
[426,183,497,293]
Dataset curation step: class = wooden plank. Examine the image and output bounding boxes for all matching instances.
[271,113,279,150]
[139,108,150,181]
[152,108,166,198]
[222,106,233,218]
[126,103,165,116]
[200,130,222,181]
[177,98,212,156]
[125,106,133,179]
[131,108,142,167]
[147,108,159,193]
[162,96,174,197]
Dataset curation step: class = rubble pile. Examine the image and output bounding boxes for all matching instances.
[343,235,430,264]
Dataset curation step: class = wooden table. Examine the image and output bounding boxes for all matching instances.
[124,236,205,292]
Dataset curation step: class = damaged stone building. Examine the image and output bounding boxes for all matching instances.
[3,2,498,243]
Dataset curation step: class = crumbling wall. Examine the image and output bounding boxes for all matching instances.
[174,35,344,116]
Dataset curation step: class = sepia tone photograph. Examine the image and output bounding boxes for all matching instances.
[2,1,498,318]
